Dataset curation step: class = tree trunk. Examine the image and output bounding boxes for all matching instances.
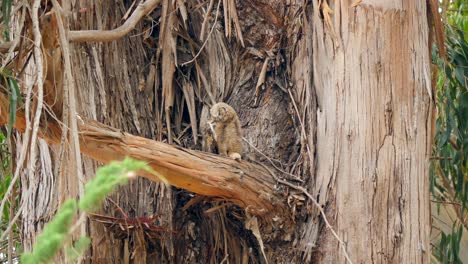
[11,0,433,263]
[0,100,290,218]
[298,1,433,263]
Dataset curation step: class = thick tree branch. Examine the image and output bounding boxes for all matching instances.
[0,92,288,218]
[68,0,161,42]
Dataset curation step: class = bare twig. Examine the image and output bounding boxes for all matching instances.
[430,200,462,206]
[0,8,28,222]
[70,212,88,264]
[29,0,45,199]
[286,88,314,173]
[7,183,15,264]
[0,95,290,217]
[1,4,25,67]
[69,213,87,235]
[199,0,215,40]
[68,0,162,42]
[0,209,21,241]
[254,58,269,105]
[1,0,49,246]
[435,164,456,202]
[276,178,353,264]
[181,0,221,66]
[50,1,86,237]
[0,60,33,225]
[51,3,83,188]
[350,0,363,7]
[0,190,27,241]
[243,137,304,182]
[255,155,352,263]
[0,6,28,229]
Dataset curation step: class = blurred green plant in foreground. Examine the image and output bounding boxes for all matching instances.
[21,158,152,263]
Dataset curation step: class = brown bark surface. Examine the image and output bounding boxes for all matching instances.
[0,94,288,218]
[2,0,434,263]
[303,2,433,263]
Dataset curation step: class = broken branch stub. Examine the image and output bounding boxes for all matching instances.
[0,92,289,219]
[68,0,162,42]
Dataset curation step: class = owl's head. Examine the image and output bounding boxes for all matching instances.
[209,102,233,123]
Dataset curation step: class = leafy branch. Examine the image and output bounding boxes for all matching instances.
[431,2,467,263]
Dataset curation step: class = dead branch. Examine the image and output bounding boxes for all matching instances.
[275,178,353,264]
[68,0,162,42]
[29,0,45,197]
[0,92,289,218]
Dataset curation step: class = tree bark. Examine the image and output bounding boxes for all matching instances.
[3,0,434,263]
[0,93,288,218]
[300,1,433,263]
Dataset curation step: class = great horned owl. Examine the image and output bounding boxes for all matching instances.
[206,102,242,161]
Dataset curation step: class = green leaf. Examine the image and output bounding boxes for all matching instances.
[9,77,22,105]
[454,66,466,87]
[431,10,468,263]
[7,78,17,140]
[1,0,12,41]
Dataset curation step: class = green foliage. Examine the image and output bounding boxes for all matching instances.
[431,2,467,263]
[0,168,11,221]
[0,67,22,259]
[21,200,77,264]
[20,157,150,263]
[79,158,150,211]
[0,67,22,140]
[434,224,464,264]
[1,0,12,40]
[446,2,468,33]
[433,22,467,207]
[0,130,21,258]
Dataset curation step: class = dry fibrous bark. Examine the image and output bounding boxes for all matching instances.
[68,0,162,42]
[0,92,289,219]
[1,0,437,262]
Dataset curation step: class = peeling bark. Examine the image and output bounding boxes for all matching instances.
[304,1,433,263]
[3,0,434,263]
[0,93,289,219]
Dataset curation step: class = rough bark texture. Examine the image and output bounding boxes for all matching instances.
[70,1,175,262]
[8,0,433,263]
[303,1,433,263]
[0,98,290,218]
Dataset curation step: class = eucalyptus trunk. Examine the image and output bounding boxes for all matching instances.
[18,0,433,263]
